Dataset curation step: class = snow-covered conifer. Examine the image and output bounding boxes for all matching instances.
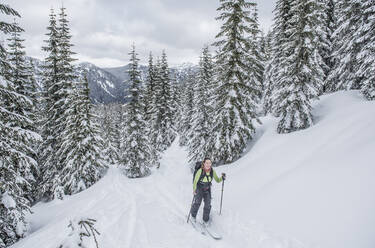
[247,3,264,104]
[57,76,107,195]
[260,31,273,115]
[100,104,120,165]
[143,52,160,167]
[144,53,156,120]
[121,45,153,177]
[0,4,35,246]
[7,20,40,202]
[273,0,324,133]
[263,0,293,116]
[327,0,362,91]
[210,0,261,163]
[154,51,175,152]
[319,0,336,93]
[179,69,197,147]
[187,46,215,162]
[357,0,375,100]
[39,7,78,199]
[144,53,158,145]
[38,8,61,199]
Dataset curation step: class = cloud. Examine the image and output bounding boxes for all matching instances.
[3,0,276,67]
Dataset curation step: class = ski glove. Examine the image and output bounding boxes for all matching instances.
[221,173,226,181]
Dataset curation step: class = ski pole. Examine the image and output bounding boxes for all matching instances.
[219,179,225,215]
[187,194,195,223]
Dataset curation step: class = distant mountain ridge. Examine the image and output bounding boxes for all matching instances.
[102,62,199,88]
[76,62,127,104]
[28,57,198,104]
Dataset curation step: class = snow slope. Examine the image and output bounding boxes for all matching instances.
[223,91,375,248]
[11,91,375,248]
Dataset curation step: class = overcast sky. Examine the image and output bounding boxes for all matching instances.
[3,0,276,68]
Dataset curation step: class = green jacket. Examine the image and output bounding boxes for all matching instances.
[193,168,222,191]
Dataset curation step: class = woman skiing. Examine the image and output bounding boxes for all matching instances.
[190,158,226,226]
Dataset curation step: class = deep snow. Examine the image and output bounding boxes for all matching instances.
[11,91,375,248]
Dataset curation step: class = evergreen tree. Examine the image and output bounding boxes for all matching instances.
[153,57,163,148]
[211,0,261,164]
[56,6,77,98]
[27,58,43,133]
[113,103,125,160]
[169,75,179,136]
[39,8,62,199]
[263,0,293,116]
[260,31,273,115]
[39,7,78,199]
[187,46,215,162]
[0,5,22,70]
[144,53,158,145]
[7,20,40,203]
[121,45,153,178]
[247,3,265,104]
[258,31,271,91]
[57,76,107,195]
[174,70,188,146]
[262,34,276,116]
[320,0,336,93]
[144,52,156,124]
[100,104,120,165]
[154,51,175,152]
[0,4,34,246]
[273,0,325,133]
[160,50,176,147]
[259,31,272,67]
[171,74,183,143]
[55,6,77,160]
[25,58,42,202]
[357,0,375,100]
[144,52,160,167]
[327,0,362,91]
[179,69,197,147]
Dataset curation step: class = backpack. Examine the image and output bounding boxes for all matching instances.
[193,161,213,184]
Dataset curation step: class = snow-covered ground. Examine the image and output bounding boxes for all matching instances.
[11,91,375,248]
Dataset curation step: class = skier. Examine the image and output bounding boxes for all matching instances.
[190,158,226,227]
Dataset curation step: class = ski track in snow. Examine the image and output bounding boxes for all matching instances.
[109,171,138,248]
[12,138,311,248]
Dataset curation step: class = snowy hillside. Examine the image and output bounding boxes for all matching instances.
[224,91,375,248]
[11,91,375,248]
[77,62,127,104]
[102,64,149,84]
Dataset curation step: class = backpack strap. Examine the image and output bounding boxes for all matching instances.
[198,168,205,183]
[208,169,214,183]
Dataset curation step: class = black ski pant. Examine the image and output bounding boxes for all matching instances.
[190,185,211,222]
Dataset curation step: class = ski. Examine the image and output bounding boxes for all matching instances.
[201,223,222,240]
[189,219,222,240]
[189,219,206,235]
